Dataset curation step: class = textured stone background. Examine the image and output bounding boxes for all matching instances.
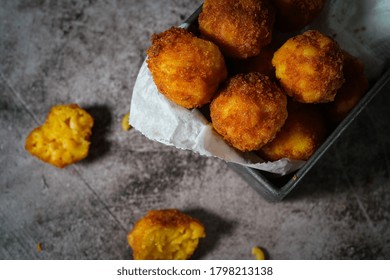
[1,0,390,259]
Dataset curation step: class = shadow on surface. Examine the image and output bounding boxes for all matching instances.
[81,105,112,164]
[185,208,235,260]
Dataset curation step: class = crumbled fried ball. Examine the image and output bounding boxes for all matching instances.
[210,72,287,152]
[25,104,94,168]
[147,26,227,109]
[272,30,344,103]
[324,51,369,123]
[199,0,275,59]
[273,0,327,32]
[127,209,206,260]
[259,101,326,161]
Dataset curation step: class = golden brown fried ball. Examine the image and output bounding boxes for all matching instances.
[25,104,94,168]
[127,209,205,260]
[272,30,344,103]
[324,51,369,123]
[259,101,326,161]
[210,72,287,152]
[273,0,327,32]
[147,27,227,109]
[198,0,275,59]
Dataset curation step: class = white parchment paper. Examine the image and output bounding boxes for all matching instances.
[130,0,390,175]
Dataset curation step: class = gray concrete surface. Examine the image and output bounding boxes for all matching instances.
[1,0,390,260]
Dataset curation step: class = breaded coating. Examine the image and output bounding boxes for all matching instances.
[272,30,344,103]
[210,72,287,152]
[198,0,275,59]
[324,51,369,123]
[147,27,227,109]
[25,104,94,168]
[259,101,326,161]
[273,0,327,31]
[127,209,205,260]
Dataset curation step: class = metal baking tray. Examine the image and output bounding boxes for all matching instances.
[231,67,390,202]
[182,5,390,202]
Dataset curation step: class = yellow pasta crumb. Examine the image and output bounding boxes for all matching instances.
[252,246,266,260]
[121,113,131,131]
[36,242,43,253]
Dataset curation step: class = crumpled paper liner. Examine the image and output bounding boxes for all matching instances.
[130,0,389,176]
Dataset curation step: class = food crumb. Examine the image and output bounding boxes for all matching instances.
[36,242,43,253]
[122,113,131,131]
[128,209,205,260]
[25,104,94,168]
[252,246,266,260]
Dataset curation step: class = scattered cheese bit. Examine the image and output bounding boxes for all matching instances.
[122,113,131,131]
[36,242,43,253]
[252,246,266,260]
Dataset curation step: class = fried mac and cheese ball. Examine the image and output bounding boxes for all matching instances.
[273,0,327,32]
[198,0,275,59]
[325,51,369,123]
[259,101,326,161]
[25,104,94,168]
[272,30,344,103]
[146,27,227,109]
[210,72,287,151]
[127,209,205,260]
